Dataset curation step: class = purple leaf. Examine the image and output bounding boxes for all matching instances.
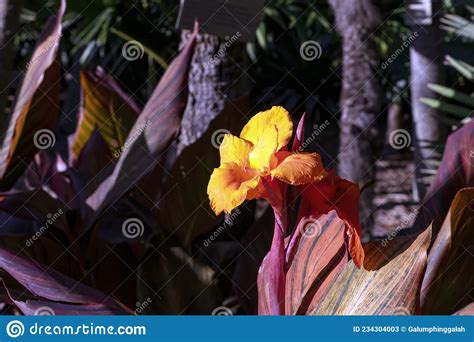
[0,0,65,190]
[0,248,129,314]
[85,23,198,217]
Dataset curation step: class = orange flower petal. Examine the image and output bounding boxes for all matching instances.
[220,134,253,167]
[248,125,279,171]
[240,106,293,151]
[270,151,327,185]
[207,163,260,215]
[246,176,265,200]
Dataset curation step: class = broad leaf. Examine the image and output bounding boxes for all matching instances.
[421,188,474,314]
[0,0,65,190]
[285,211,348,315]
[295,170,364,268]
[310,227,431,315]
[25,152,82,208]
[257,201,286,315]
[16,151,83,216]
[0,188,69,235]
[256,211,350,315]
[413,121,474,235]
[13,300,124,316]
[0,237,82,285]
[0,248,130,314]
[159,97,249,247]
[86,24,198,216]
[71,67,140,161]
[72,129,114,200]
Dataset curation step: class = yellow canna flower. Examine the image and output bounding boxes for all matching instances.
[207,106,327,215]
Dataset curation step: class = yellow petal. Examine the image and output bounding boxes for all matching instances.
[207,163,260,215]
[248,125,279,171]
[240,106,293,151]
[270,151,327,185]
[220,134,253,166]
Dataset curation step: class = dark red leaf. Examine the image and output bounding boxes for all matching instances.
[0,0,65,190]
[285,211,348,314]
[295,170,364,268]
[85,23,198,216]
[158,96,250,247]
[257,211,286,315]
[17,151,81,214]
[0,248,129,314]
[413,121,474,235]
[257,179,288,315]
[72,129,115,202]
[0,188,68,234]
[70,67,140,162]
[13,300,125,316]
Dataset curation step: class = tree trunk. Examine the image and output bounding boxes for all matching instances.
[177,31,242,154]
[0,0,23,133]
[329,0,383,235]
[406,0,447,199]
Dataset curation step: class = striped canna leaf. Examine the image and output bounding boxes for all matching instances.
[310,226,431,315]
[0,0,65,190]
[85,23,198,216]
[70,67,140,162]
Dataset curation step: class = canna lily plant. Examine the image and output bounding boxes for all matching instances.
[207,107,365,315]
[1,0,473,318]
